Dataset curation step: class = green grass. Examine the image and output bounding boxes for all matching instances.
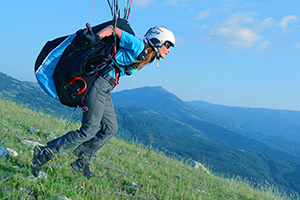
[0,99,298,200]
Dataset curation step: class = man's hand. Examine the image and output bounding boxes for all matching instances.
[83,23,101,46]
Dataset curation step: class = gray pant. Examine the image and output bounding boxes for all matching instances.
[47,76,117,164]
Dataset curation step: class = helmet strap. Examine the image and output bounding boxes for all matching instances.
[144,38,161,68]
[155,47,160,68]
[156,57,160,68]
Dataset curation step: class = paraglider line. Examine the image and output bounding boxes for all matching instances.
[87,0,97,28]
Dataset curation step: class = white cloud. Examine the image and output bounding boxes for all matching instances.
[134,0,155,8]
[164,0,188,7]
[210,26,261,48]
[192,23,209,31]
[175,36,185,46]
[295,43,300,48]
[197,10,212,20]
[224,12,259,27]
[263,17,274,23]
[261,17,275,28]
[202,11,262,49]
[278,15,298,30]
[192,3,298,50]
[236,27,261,43]
[258,41,270,49]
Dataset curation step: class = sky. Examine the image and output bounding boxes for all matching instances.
[1,0,300,111]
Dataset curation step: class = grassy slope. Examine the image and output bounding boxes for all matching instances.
[0,99,297,200]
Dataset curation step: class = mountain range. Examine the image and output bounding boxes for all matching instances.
[112,86,300,164]
[1,71,300,194]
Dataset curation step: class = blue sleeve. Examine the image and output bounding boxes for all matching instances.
[119,31,145,56]
[113,31,145,76]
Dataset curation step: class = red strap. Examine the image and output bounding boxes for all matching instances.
[110,16,119,91]
[110,68,120,91]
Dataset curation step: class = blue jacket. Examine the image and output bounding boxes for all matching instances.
[108,31,145,78]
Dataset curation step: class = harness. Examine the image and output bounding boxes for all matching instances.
[86,0,134,92]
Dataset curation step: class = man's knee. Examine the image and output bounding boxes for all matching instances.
[78,128,98,141]
[106,123,118,136]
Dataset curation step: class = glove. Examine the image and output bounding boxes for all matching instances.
[83,23,101,46]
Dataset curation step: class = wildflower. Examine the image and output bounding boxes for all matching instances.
[54,164,61,168]
[7,129,18,133]
[1,174,9,181]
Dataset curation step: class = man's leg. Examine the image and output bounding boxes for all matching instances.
[73,93,117,164]
[32,77,112,176]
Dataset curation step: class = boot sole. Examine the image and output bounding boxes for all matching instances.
[70,162,93,178]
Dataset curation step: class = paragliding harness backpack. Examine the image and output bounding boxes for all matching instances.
[34,18,135,111]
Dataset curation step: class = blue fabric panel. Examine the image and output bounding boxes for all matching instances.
[35,34,76,99]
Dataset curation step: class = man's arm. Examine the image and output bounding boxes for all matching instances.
[97,25,123,39]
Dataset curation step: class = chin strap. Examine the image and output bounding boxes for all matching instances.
[144,38,161,68]
[155,47,160,68]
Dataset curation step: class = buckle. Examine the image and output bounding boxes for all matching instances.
[69,77,87,95]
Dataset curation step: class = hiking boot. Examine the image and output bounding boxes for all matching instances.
[70,159,93,178]
[31,145,55,177]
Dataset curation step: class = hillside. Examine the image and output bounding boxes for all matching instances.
[0,72,74,120]
[0,99,296,199]
[113,105,300,194]
[1,72,300,195]
[111,87,300,165]
[187,101,300,142]
[187,101,300,160]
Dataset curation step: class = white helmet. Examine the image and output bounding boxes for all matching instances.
[144,26,175,49]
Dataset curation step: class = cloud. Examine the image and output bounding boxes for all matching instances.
[278,15,298,30]
[202,12,262,49]
[192,4,298,50]
[192,23,209,31]
[235,27,261,43]
[134,0,156,8]
[175,36,185,46]
[261,17,275,29]
[210,26,261,48]
[164,0,188,7]
[224,12,259,27]
[258,41,270,49]
[197,10,212,20]
[295,43,300,48]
